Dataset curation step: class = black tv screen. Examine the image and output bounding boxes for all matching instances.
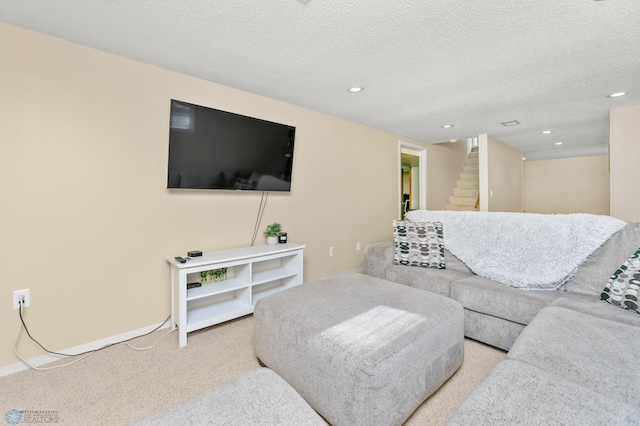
[167,100,296,191]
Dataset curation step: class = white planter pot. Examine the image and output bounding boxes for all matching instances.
[266,236,278,245]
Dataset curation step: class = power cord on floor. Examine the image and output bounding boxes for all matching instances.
[125,328,175,351]
[14,298,174,371]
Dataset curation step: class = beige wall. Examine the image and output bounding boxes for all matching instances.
[478,134,523,212]
[0,23,465,369]
[610,104,640,222]
[523,156,610,215]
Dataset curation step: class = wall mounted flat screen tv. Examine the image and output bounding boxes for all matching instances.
[167,99,296,191]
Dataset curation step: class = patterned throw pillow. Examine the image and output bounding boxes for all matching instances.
[601,247,640,314]
[393,220,445,269]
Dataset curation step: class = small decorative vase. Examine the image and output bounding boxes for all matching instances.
[266,236,278,245]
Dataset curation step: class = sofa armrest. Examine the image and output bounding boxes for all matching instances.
[364,241,395,279]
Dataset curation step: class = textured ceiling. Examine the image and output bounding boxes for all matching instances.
[2,0,639,160]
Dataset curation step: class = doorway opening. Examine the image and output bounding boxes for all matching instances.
[399,142,426,219]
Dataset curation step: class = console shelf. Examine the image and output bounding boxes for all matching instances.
[186,278,249,301]
[252,267,298,285]
[167,243,304,347]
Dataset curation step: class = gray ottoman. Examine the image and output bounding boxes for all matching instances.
[133,368,326,425]
[254,273,464,426]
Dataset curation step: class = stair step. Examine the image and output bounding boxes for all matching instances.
[459,172,479,182]
[457,179,479,189]
[446,204,479,211]
[463,164,479,174]
[454,188,478,197]
[445,145,481,212]
[449,195,477,205]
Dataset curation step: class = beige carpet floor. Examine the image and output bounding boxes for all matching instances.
[0,315,505,425]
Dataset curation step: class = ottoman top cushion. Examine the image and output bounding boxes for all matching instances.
[256,273,462,371]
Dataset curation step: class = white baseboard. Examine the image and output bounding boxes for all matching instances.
[2,267,367,377]
[0,320,171,378]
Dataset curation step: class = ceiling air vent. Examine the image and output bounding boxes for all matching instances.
[501,120,520,127]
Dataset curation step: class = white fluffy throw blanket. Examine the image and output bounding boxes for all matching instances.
[405,210,627,290]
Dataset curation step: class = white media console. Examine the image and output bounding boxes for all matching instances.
[166,243,304,347]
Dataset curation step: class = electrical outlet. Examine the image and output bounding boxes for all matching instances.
[329,247,334,257]
[13,289,30,309]
[356,242,361,251]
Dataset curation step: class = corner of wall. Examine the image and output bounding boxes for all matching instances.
[478,134,489,211]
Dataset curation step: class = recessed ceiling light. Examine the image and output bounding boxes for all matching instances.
[607,92,626,98]
[555,142,563,146]
[349,87,363,93]
[441,124,454,129]
[541,130,552,134]
[522,157,526,161]
[501,120,520,127]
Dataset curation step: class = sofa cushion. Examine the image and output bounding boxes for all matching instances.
[393,220,445,269]
[564,222,640,295]
[462,310,524,351]
[366,241,471,276]
[450,275,560,326]
[601,246,640,314]
[442,248,472,273]
[552,292,640,327]
[447,360,640,426]
[365,241,396,279]
[508,306,640,405]
[385,264,473,298]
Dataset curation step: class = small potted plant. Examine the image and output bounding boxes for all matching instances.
[264,222,282,245]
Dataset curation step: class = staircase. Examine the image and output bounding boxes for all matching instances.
[446,146,479,211]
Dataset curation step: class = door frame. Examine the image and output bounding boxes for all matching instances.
[398,141,427,218]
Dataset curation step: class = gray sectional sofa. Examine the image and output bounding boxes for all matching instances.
[365,219,640,424]
[365,221,640,351]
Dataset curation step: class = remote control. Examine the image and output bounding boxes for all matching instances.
[174,256,186,264]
